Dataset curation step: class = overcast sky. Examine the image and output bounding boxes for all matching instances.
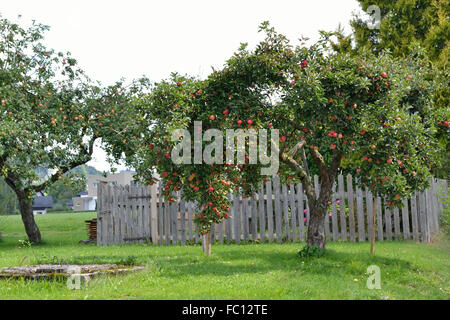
[1,0,363,172]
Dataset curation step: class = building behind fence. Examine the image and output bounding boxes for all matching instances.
[96,175,448,246]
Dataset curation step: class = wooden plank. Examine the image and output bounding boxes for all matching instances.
[107,184,113,245]
[331,184,338,241]
[126,184,132,244]
[434,179,442,231]
[418,191,427,242]
[324,204,331,240]
[127,184,134,244]
[102,184,108,245]
[187,202,193,241]
[150,184,158,244]
[282,184,290,241]
[157,183,164,245]
[366,188,373,243]
[132,184,138,244]
[258,183,266,243]
[171,195,178,245]
[180,199,186,246]
[218,219,224,244]
[289,183,297,242]
[385,203,392,241]
[401,199,410,240]
[100,184,107,245]
[430,180,439,236]
[251,195,257,241]
[346,174,356,242]
[305,201,310,229]
[113,186,120,245]
[266,180,274,242]
[273,176,282,243]
[143,186,150,243]
[137,186,144,243]
[118,186,125,244]
[96,182,103,246]
[429,179,437,235]
[296,183,305,242]
[233,194,241,244]
[242,198,247,243]
[194,203,200,244]
[123,185,131,243]
[164,189,170,245]
[393,207,401,240]
[356,186,365,242]
[226,194,232,244]
[211,220,216,244]
[376,197,383,241]
[410,192,419,241]
[338,175,347,241]
[424,188,433,241]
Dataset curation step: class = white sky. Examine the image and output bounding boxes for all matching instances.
[1,0,362,172]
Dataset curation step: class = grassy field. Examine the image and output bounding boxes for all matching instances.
[0,212,449,300]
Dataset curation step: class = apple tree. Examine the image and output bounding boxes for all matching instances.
[113,23,443,254]
[0,16,147,242]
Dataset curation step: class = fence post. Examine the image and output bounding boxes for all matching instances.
[150,184,158,244]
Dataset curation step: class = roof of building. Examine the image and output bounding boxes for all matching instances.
[32,196,54,209]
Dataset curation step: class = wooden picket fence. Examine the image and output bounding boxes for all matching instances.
[96,175,448,246]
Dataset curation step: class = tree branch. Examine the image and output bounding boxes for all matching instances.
[280,152,315,200]
[309,148,329,185]
[31,136,98,193]
[287,140,306,158]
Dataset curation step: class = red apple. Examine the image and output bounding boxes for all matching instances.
[381,72,387,78]
[209,115,215,120]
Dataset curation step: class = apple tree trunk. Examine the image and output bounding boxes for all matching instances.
[306,203,328,249]
[18,195,41,243]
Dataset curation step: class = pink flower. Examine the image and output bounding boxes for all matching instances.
[304,217,307,222]
[336,200,340,204]
[328,201,332,205]
[304,209,308,214]
[328,213,332,217]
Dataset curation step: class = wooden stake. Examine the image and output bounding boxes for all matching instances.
[370,197,377,255]
[202,232,211,256]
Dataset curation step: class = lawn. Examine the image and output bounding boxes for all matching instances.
[0,212,449,300]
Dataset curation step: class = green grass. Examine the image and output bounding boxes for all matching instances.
[0,212,449,300]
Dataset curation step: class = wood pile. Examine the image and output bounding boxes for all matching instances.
[85,219,97,241]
